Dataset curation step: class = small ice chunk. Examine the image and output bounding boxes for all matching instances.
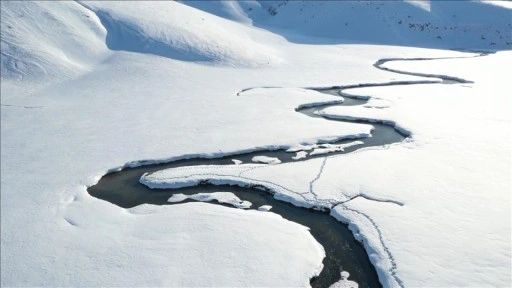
[168,192,252,209]
[329,271,358,288]
[310,147,338,156]
[232,159,243,165]
[258,205,272,211]
[252,155,281,164]
[310,141,364,156]
[286,144,315,152]
[168,194,189,203]
[292,151,308,160]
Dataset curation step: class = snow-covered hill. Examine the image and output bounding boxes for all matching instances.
[185,0,512,50]
[0,2,107,82]
[81,1,283,66]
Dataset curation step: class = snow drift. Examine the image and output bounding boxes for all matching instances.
[80,1,283,67]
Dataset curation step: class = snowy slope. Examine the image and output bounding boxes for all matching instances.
[80,1,283,67]
[185,0,512,50]
[1,1,511,287]
[0,2,107,83]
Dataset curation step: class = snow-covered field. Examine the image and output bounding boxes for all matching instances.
[1,1,510,287]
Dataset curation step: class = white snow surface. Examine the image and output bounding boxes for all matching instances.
[258,205,273,212]
[79,1,283,67]
[168,192,252,209]
[292,151,309,160]
[1,1,511,287]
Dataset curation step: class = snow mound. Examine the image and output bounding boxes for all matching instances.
[80,1,282,67]
[0,2,107,82]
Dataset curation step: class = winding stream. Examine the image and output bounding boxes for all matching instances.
[88,53,481,288]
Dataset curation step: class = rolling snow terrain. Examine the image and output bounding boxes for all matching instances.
[1,1,511,287]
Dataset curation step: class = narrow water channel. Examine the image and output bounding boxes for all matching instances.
[88,54,479,288]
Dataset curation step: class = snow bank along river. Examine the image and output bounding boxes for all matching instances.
[88,53,482,288]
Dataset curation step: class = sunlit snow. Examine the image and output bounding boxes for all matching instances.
[1,1,510,287]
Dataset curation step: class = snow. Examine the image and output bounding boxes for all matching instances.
[241,0,512,50]
[167,193,188,203]
[79,1,282,67]
[1,1,510,287]
[292,151,308,160]
[140,163,319,208]
[258,205,273,212]
[252,155,282,164]
[82,202,323,287]
[168,192,252,209]
[287,141,364,153]
[329,271,358,288]
[0,1,107,87]
[231,159,243,165]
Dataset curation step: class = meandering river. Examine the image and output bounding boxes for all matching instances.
[88,53,481,287]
